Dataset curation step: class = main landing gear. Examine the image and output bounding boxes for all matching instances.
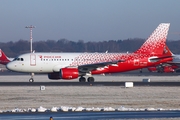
[79,76,95,82]
[29,73,34,82]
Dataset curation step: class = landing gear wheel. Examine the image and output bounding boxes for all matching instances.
[87,77,95,82]
[29,73,35,82]
[79,77,86,82]
[29,78,34,82]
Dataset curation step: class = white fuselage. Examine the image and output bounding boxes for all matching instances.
[7,52,132,73]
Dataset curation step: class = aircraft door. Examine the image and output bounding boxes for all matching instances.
[30,54,36,66]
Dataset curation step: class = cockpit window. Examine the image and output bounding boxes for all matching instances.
[13,57,24,61]
[13,58,17,61]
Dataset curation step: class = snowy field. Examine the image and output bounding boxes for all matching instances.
[0,75,180,113]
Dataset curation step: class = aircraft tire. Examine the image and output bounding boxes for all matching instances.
[79,77,86,82]
[29,78,34,82]
[87,77,95,82]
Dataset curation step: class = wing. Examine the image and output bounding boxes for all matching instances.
[78,60,125,73]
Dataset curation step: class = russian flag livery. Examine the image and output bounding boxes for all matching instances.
[6,23,173,82]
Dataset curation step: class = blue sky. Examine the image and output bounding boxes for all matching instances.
[0,0,180,42]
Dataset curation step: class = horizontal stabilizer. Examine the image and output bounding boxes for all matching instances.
[149,56,173,62]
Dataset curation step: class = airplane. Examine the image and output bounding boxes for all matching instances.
[0,49,35,78]
[6,23,173,82]
[0,49,13,65]
[147,64,177,73]
[147,45,180,73]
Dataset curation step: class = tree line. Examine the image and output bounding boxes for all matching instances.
[0,38,180,57]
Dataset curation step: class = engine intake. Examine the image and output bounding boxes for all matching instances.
[48,72,60,80]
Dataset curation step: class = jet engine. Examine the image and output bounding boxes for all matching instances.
[48,68,79,80]
[148,65,175,73]
[163,66,175,73]
[60,68,79,79]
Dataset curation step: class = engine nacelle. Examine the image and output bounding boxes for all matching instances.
[48,68,79,80]
[48,72,61,80]
[60,68,79,79]
[148,66,175,73]
[163,66,174,73]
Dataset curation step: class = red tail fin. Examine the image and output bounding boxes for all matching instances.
[0,49,11,65]
[134,23,170,55]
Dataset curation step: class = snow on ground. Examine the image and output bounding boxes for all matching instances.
[0,75,180,112]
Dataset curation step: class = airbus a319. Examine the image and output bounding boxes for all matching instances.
[6,23,173,82]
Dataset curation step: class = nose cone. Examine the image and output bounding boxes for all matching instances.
[6,62,15,71]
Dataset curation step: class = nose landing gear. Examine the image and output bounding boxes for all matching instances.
[29,78,34,82]
[29,73,34,82]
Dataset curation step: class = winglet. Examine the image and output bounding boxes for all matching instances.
[134,23,170,55]
[0,49,11,65]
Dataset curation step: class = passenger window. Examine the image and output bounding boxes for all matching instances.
[21,58,24,61]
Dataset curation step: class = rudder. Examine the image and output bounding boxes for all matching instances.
[134,23,170,55]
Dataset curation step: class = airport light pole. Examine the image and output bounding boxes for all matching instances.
[25,25,35,82]
[25,25,35,53]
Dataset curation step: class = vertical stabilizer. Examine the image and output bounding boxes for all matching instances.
[134,23,170,55]
[0,49,11,65]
